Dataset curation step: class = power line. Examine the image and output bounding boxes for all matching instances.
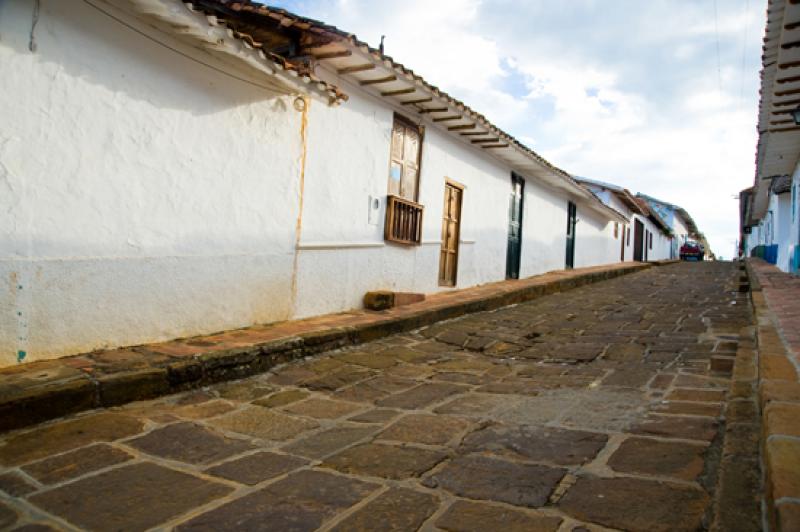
[739,0,751,109]
[713,0,722,98]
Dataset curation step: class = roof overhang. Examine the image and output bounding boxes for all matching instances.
[753,0,800,220]
[174,1,626,223]
[105,0,346,103]
[309,40,627,222]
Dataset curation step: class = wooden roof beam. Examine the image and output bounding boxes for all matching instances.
[447,124,476,131]
[401,97,433,105]
[432,115,462,122]
[338,63,375,74]
[417,107,449,114]
[381,87,417,97]
[359,75,397,86]
[482,144,510,149]
[471,137,501,144]
[312,50,352,60]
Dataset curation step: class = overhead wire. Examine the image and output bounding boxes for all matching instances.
[713,0,723,98]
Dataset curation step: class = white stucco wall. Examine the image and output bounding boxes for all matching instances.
[1,0,628,367]
[295,84,526,318]
[0,0,306,365]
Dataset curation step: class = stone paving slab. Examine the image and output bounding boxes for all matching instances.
[0,262,760,531]
[0,262,649,433]
[746,258,800,531]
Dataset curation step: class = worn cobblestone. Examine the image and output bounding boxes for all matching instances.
[0,262,756,531]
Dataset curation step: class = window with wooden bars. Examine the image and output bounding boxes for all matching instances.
[385,115,424,244]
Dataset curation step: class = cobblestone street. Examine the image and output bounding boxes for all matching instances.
[0,262,756,531]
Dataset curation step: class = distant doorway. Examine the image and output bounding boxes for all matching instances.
[506,173,524,279]
[439,180,463,287]
[565,201,577,269]
[620,227,625,261]
[634,219,644,261]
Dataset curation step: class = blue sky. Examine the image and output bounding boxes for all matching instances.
[276,0,765,258]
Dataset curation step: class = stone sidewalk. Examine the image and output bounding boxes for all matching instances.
[0,262,758,531]
[0,262,648,432]
[746,259,800,531]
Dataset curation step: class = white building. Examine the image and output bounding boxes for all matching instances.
[576,178,674,262]
[741,176,798,271]
[0,0,628,367]
[636,193,708,260]
[743,0,800,274]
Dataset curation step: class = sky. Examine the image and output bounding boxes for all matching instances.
[276,0,766,259]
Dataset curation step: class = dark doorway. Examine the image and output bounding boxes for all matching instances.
[565,201,577,269]
[506,173,524,279]
[634,219,644,261]
[620,227,625,261]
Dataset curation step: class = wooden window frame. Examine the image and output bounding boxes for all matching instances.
[387,113,425,203]
[614,223,619,239]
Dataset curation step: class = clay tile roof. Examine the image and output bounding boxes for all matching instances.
[183,0,347,103]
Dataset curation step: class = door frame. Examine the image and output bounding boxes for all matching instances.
[620,224,626,261]
[633,218,644,261]
[439,178,464,287]
[506,172,525,279]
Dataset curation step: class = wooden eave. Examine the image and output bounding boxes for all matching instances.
[309,40,627,223]
[753,0,800,221]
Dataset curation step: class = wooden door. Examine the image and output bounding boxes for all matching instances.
[633,219,644,261]
[565,201,577,269]
[506,174,524,279]
[439,182,463,286]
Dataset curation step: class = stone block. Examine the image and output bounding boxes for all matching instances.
[435,500,561,532]
[760,355,798,381]
[330,488,439,532]
[22,443,132,485]
[558,475,708,532]
[322,443,447,479]
[766,437,800,501]
[710,355,735,374]
[30,462,232,531]
[765,402,800,438]
[0,413,143,466]
[364,291,394,311]
[98,368,170,407]
[423,455,565,508]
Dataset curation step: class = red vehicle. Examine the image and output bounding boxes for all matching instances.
[680,241,705,261]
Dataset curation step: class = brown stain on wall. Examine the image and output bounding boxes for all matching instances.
[289,96,310,315]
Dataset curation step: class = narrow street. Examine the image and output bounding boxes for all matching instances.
[0,262,755,531]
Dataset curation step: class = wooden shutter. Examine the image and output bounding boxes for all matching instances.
[388,116,421,201]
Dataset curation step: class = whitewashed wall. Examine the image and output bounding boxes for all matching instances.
[1,0,627,367]
[296,85,524,317]
[0,0,305,365]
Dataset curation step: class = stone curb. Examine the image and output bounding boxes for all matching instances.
[0,262,653,434]
[744,258,800,532]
